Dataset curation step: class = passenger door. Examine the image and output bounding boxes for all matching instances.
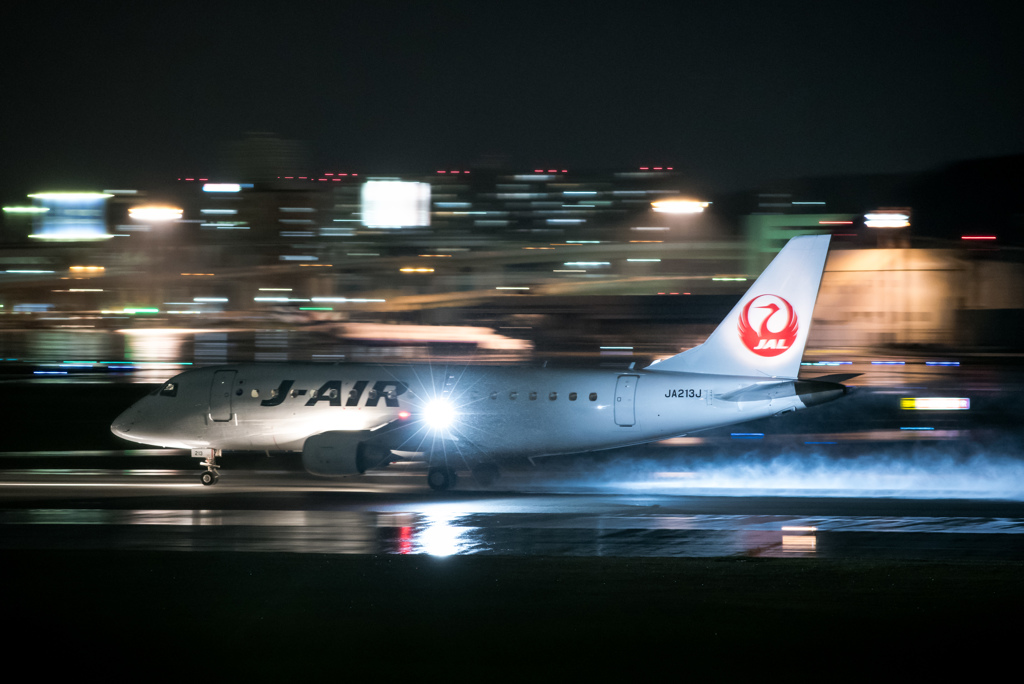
[209,370,236,422]
[614,375,638,427]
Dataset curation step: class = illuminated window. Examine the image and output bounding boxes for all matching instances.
[569,392,577,401]
[250,389,259,398]
[589,393,597,401]
[159,383,177,397]
[291,389,301,398]
[549,392,557,401]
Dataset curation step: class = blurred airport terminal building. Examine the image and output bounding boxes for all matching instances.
[2,152,1023,354]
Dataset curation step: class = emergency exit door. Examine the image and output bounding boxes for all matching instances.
[210,370,236,422]
[614,375,638,427]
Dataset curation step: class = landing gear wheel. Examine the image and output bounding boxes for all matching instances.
[427,466,458,491]
[198,448,222,486]
[471,463,500,487]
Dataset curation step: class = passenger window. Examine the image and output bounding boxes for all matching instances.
[509,391,517,400]
[589,393,597,401]
[569,392,577,401]
[529,392,537,401]
[549,392,557,401]
[291,389,301,398]
[490,391,498,400]
[250,389,260,398]
[235,388,243,396]
[159,382,178,397]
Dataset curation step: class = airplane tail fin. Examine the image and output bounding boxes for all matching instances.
[646,234,831,379]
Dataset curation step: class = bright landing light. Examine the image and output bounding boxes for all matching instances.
[422,397,458,431]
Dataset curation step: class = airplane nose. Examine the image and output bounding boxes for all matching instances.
[110,408,137,439]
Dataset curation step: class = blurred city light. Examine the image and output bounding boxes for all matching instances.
[27,192,113,200]
[900,398,970,410]
[25,191,112,241]
[202,183,242,193]
[128,205,183,221]
[651,199,708,214]
[361,181,430,228]
[2,206,49,213]
[865,212,910,228]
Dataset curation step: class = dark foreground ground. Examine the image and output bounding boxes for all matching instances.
[6,550,1021,677]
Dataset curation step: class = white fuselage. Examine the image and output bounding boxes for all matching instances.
[111,362,837,460]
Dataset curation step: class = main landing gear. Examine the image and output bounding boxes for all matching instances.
[470,462,500,487]
[426,466,458,491]
[193,447,222,486]
[426,463,502,491]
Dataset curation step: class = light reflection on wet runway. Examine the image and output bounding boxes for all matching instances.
[2,466,1024,559]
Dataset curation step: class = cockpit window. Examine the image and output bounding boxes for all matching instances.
[159,382,178,397]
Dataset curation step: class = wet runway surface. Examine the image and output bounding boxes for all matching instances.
[4,457,1024,560]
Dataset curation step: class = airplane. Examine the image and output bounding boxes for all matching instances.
[111,234,846,490]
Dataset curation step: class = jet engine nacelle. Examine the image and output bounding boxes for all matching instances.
[301,430,390,477]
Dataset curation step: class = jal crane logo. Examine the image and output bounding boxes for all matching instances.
[738,294,799,357]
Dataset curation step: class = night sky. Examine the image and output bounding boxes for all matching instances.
[4,1,1023,202]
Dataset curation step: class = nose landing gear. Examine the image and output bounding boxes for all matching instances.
[192,448,222,486]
